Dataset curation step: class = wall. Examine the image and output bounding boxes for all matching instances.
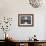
[0,0,46,40]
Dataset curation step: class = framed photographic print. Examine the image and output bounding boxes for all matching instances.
[18,14,34,27]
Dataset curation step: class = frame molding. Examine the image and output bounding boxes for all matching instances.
[18,14,34,27]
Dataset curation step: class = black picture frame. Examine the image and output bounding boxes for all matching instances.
[18,14,34,27]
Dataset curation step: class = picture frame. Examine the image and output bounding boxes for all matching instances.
[18,14,34,27]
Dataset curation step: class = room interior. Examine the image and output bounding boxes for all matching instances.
[0,0,46,46]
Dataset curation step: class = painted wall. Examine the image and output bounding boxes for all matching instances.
[0,0,46,40]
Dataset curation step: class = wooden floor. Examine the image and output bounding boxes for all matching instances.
[0,40,16,46]
[0,40,46,46]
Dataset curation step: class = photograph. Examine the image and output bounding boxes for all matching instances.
[18,14,34,26]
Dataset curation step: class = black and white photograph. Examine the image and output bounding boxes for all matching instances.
[18,14,34,26]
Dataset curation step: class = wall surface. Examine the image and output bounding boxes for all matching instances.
[0,0,46,40]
